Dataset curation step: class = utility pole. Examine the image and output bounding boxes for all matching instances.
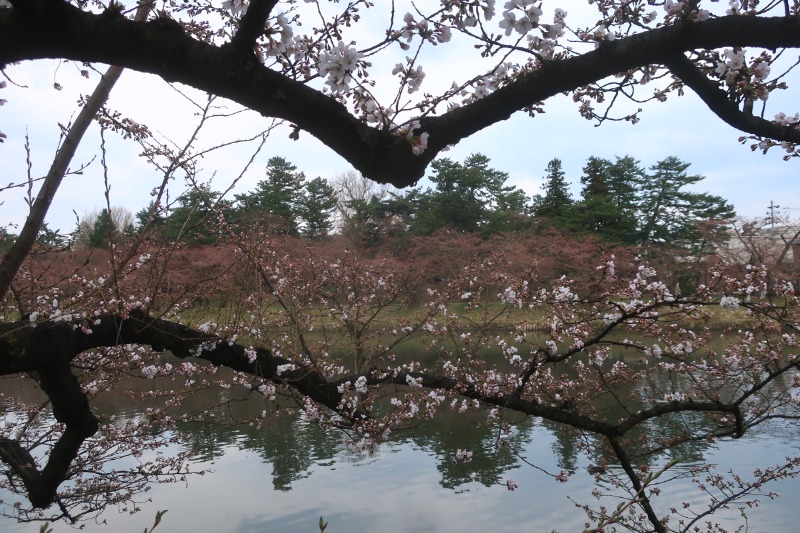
[767,201,781,227]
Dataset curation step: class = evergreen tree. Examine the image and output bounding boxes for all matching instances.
[409,154,527,236]
[607,155,644,217]
[0,228,16,252]
[88,208,117,248]
[637,156,735,248]
[238,156,305,235]
[532,158,574,229]
[574,156,637,242]
[135,201,167,232]
[580,156,612,199]
[484,186,529,235]
[166,188,227,245]
[299,177,338,239]
[37,223,68,248]
[345,194,411,247]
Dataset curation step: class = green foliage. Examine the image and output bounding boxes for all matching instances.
[299,177,338,239]
[637,156,735,248]
[606,155,644,217]
[571,157,638,243]
[408,153,528,236]
[0,228,15,251]
[37,223,68,248]
[237,156,306,235]
[344,194,411,247]
[125,153,735,257]
[88,208,116,248]
[164,188,228,245]
[531,158,574,231]
[135,201,167,231]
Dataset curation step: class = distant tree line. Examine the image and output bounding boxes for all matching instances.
[339,153,734,252]
[3,154,733,258]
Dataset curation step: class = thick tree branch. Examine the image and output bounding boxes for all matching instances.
[0,330,99,508]
[663,52,800,144]
[0,309,770,510]
[0,427,99,509]
[608,436,666,533]
[1,4,800,185]
[0,312,747,442]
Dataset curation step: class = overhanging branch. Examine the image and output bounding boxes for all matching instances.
[0,309,762,510]
[1,3,800,185]
[664,52,800,144]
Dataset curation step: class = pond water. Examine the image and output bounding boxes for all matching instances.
[1,351,799,532]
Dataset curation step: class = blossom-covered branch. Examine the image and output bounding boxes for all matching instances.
[2,1,800,185]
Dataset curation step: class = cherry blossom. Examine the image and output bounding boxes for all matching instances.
[317,41,363,94]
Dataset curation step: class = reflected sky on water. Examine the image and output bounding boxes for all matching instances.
[1,412,796,533]
[1,346,800,532]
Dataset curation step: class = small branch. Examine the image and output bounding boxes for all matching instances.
[607,436,667,533]
[228,0,279,53]
[0,0,153,301]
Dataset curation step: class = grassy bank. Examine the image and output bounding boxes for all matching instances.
[173,298,755,336]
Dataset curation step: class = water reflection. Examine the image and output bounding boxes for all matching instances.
[1,341,800,532]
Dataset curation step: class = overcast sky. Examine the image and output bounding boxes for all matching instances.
[2,2,799,234]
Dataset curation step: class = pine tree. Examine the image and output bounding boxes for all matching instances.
[408,154,527,236]
[88,208,117,248]
[240,156,306,235]
[607,155,644,216]
[299,177,338,239]
[637,156,735,248]
[166,188,226,245]
[574,157,637,243]
[580,156,611,199]
[532,158,573,229]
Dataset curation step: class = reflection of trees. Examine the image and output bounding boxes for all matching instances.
[241,416,341,491]
[400,411,532,489]
[179,403,535,492]
[179,413,341,491]
[540,419,582,473]
[172,336,734,493]
[180,422,239,463]
[0,379,192,524]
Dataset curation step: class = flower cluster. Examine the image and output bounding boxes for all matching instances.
[719,295,740,309]
[317,41,363,94]
[499,1,543,36]
[774,112,800,126]
[393,12,452,49]
[455,449,473,462]
[394,119,429,155]
[392,58,426,94]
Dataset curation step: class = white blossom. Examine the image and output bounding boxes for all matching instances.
[318,41,363,93]
[720,295,740,309]
[141,365,158,379]
[455,449,473,462]
[277,363,297,376]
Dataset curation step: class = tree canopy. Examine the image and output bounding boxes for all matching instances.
[408,154,527,236]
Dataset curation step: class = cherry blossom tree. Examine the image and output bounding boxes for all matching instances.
[3,1,800,531]
[2,0,800,186]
